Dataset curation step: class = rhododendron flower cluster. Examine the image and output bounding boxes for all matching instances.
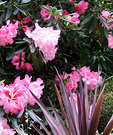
[0,117,16,135]
[25,22,61,62]
[74,1,88,14]
[77,66,102,90]
[0,20,18,46]
[0,75,44,114]
[11,52,33,72]
[55,66,102,94]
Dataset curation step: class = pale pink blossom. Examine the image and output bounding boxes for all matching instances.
[108,34,113,48]
[25,22,61,62]
[11,52,33,72]
[0,117,16,135]
[74,1,88,14]
[0,20,18,46]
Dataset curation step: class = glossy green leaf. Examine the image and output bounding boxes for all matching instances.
[81,14,92,25]
[10,117,19,129]
[88,16,96,33]
[99,16,109,29]
[6,50,14,61]
[31,53,39,70]
[28,110,42,122]
[14,5,27,16]
[0,107,5,117]
[16,111,24,118]
[5,5,12,20]
[0,1,7,5]
[22,0,31,3]
[104,27,108,39]
[14,44,27,54]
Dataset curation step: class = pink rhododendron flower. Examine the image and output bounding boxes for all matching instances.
[55,70,80,94]
[108,34,113,48]
[55,66,102,93]
[40,5,51,21]
[40,5,61,21]
[0,20,18,46]
[69,0,74,4]
[23,16,31,24]
[25,22,61,62]
[11,52,33,72]
[0,75,44,114]
[64,10,69,15]
[0,117,16,135]
[23,75,44,105]
[74,1,88,14]
[64,11,80,26]
[78,66,102,90]
[101,10,113,29]
[70,13,80,26]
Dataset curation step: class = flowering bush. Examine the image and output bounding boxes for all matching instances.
[0,0,113,134]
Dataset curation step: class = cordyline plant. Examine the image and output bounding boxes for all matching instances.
[16,69,113,135]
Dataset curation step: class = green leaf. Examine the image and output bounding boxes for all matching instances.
[10,117,19,129]
[30,43,36,53]
[28,110,42,122]
[0,13,5,24]
[14,44,27,54]
[5,5,12,20]
[22,0,31,3]
[6,50,14,61]
[99,16,109,29]
[16,111,23,118]
[31,53,39,70]
[14,5,27,16]
[88,15,96,33]
[0,1,7,5]
[0,107,5,117]
[81,14,92,25]
[104,27,108,39]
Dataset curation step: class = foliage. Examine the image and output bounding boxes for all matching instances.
[0,0,113,134]
[98,79,113,133]
[23,70,113,135]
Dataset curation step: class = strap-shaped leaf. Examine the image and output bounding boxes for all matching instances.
[88,85,105,135]
[29,90,63,135]
[103,115,113,135]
